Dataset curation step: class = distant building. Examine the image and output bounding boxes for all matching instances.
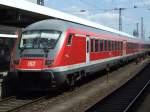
[25,0,44,5]
[133,30,139,37]
[25,0,37,3]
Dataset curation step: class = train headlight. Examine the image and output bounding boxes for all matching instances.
[45,60,53,66]
[14,59,20,65]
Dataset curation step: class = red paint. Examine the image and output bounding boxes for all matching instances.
[54,32,86,66]
[18,58,44,70]
[12,28,149,71]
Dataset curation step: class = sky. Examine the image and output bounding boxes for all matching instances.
[43,0,150,39]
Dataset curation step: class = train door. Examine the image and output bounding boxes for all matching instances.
[86,36,90,64]
[123,40,127,55]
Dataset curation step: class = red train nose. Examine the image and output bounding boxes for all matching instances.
[19,58,44,70]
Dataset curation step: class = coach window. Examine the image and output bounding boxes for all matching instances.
[116,41,118,50]
[108,40,110,51]
[91,39,94,52]
[104,40,106,51]
[95,39,99,52]
[104,40,107,51]
[111,41,113,50]
[111,41,113,51]
[108,40,111,51]
[113,41,115,51]
[115,41,117,50]
[100,40,103,51]
[118,42,120,50]
[132,43,134,49]
[112,41,114,50]
[106,40,108,51]
[114,41,116,51]
[120,42,122,50]
[98,40,100,52]
[129,43,131,49]
[130,43,132,49]
[109,41,111,51]
[66,34,73,46]
[114,41,116,50]
[111,41,112,51]
[117,42,120,50]
[113,41,115,50]
[121,42,123,50]
[129,43,130,49]
[111,41,112,50]
[117,42,119,50]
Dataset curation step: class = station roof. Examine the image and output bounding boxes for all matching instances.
[0,0,136,38]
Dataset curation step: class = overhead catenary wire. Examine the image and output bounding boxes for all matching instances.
[78,0,150,36]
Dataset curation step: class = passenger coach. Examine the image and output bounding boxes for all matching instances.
[9,19,150,90]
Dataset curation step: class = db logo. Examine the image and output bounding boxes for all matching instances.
[27,61,36,67]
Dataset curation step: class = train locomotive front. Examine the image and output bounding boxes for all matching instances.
[9,20,72,91]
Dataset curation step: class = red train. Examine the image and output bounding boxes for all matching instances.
[8,19,150,90]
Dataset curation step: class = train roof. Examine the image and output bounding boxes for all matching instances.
[25,19,131,36]
[24,19,69,31]
[24,19,144,41]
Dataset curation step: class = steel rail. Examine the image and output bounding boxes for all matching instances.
[124,79,150,112]
[86,64,150,112]
[0,96,46,112]
[0,96,15,103]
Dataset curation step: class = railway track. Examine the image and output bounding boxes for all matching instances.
[0,60,148,112]
[86,63,150,112]
[0,95,46,112]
